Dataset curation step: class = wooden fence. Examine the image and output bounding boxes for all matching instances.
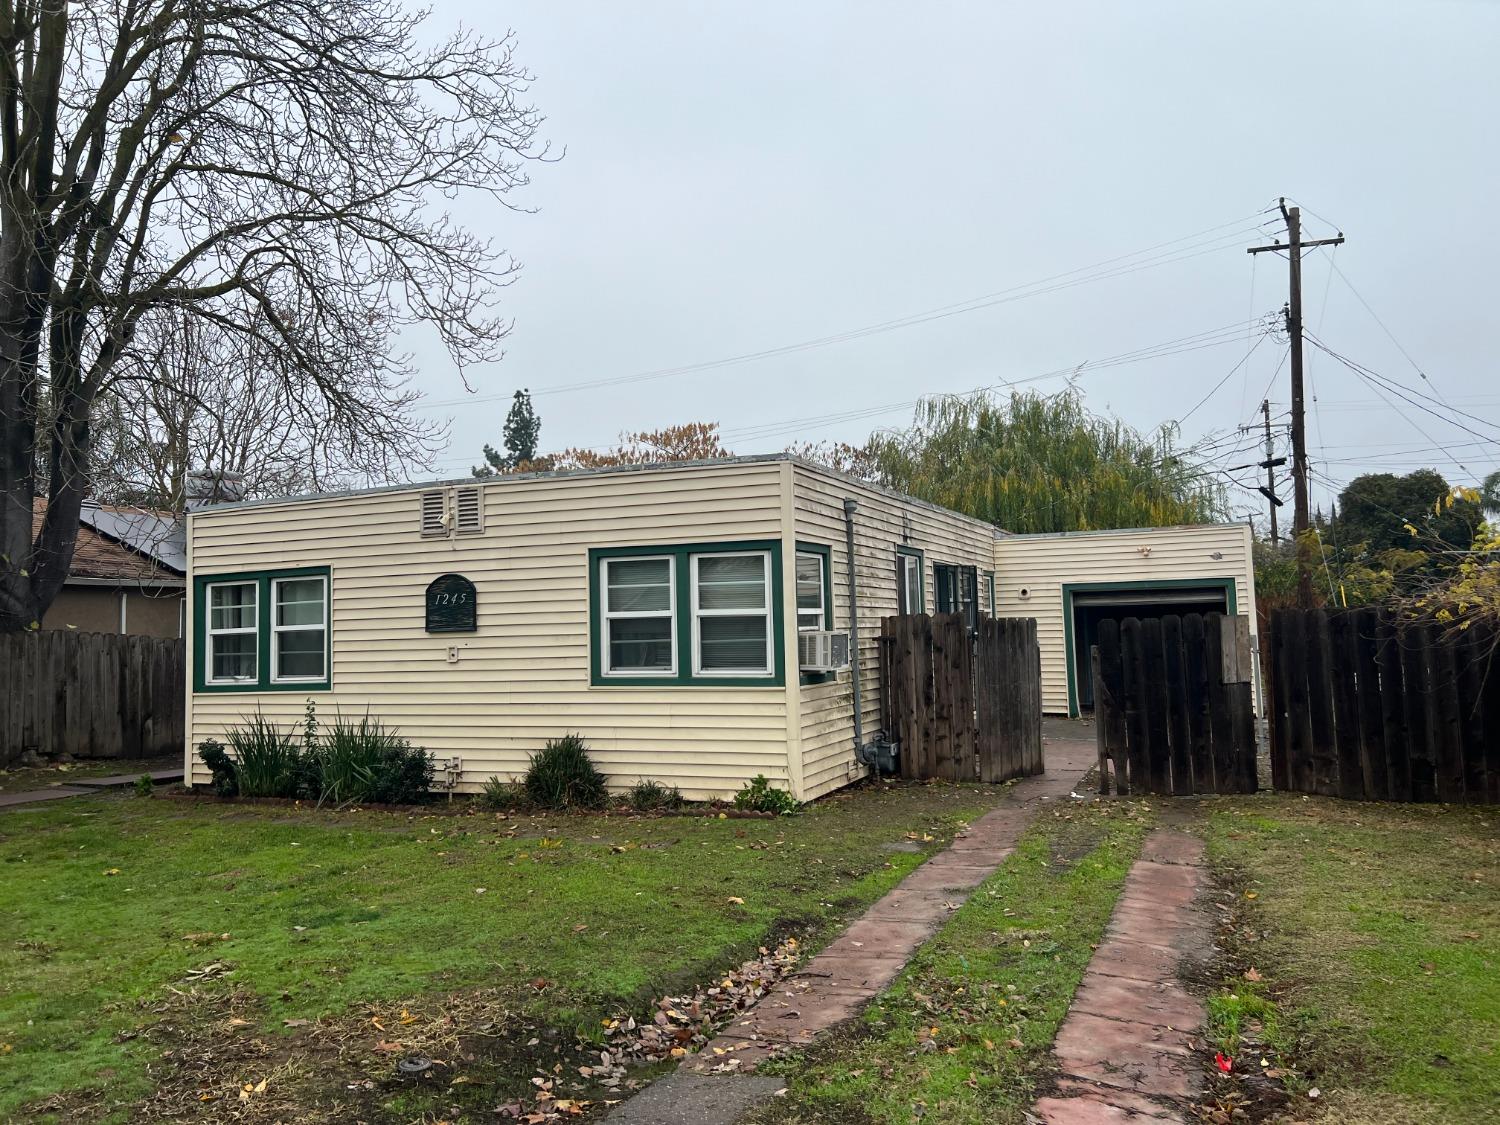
[880,613,1043,783]
[1092,613,1257,795]
[0,630,184,766]
[1267,608,1499,803]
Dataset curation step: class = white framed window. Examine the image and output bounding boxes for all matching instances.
[271,576,328,683]
[692,551,773,676]
[898,551,922,614]
[795,550,827,632]
[602,556,676,676]
[206,581,258,683]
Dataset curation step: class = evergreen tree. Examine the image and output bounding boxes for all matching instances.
[474,390,543,475]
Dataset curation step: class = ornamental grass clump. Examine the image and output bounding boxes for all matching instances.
[317,710,434,805]
[225,711,302,798]
[524,734,609,810]
[628,778,684,812]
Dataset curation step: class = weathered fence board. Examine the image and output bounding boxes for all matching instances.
[0,630,184,766]
[1268,609,1495,803]
[1093,612,1257,796]
[882,613,1043,784]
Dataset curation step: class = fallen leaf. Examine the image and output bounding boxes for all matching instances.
[102,868,121,876]
[283,1018,310,1028]
[726,896,745,905]
[1243,967,1263,982]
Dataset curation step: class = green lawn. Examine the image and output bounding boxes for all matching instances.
[746,800,1154,1125]
[0,782,1003,1122]
[1203,796,1500,1125]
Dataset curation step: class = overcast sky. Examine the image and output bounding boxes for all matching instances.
[410,1,1499,517]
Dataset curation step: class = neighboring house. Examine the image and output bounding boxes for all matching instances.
[33,499,187,637]
[182,456,1256,800]
[993,524,1257,717]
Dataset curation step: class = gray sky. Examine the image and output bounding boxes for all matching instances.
[412,1,1500,516]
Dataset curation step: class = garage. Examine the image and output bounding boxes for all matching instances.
[992,524,1257,716]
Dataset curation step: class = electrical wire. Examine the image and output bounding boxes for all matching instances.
[418,211,1279,410]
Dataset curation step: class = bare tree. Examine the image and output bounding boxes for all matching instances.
[0,0,546,631]
[90,305,444,507]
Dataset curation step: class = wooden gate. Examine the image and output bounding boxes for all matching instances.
[879,613,1043,783]
[1268,608,1499,803]
[1092,612,1257,795]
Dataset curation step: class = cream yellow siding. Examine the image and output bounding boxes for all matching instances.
[791,464,998,800]
[186,462,794,800]
[992,523,1257,715]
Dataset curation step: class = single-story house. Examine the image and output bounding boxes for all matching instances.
[34,499,186,637]
[184,456,1256,800]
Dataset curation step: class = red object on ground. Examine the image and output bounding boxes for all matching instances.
[1215,1052,1233,1073]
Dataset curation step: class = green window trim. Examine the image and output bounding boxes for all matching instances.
[1061,577,1238,717]
[589,540,786,687]
[895,545,925,615]
[796,540,835,686]
[193,566,332,693]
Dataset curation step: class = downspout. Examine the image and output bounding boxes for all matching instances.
[843,498,863,756]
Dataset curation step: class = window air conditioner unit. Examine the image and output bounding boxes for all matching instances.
[798,630,851,672]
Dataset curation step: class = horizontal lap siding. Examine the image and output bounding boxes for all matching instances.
[792,466,998,799]
[187,464,792,799]
[992,524,1256,715]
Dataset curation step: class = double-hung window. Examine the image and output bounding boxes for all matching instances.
[195,567,331,692]
[590,541,785,685]
[207,582,258,683]
[693,553,773,676]
[602,556,676,676]
[795,549,827,631]
[271,576,328,682]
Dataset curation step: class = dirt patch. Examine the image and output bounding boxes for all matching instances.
[1191,862,1301,1124]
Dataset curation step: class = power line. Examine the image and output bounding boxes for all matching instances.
[1177,333,1271,426]
[425,314,1281,467]
[418,211,1279,410]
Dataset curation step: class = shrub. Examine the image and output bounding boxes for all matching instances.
[133,774,154,799]
[628,778,683,812]
[524,734,608,810]
[197,738,238,797]
[318,711,434,805]
[225,712,302,798]
[733,775,799,816]
[476,776,531,812]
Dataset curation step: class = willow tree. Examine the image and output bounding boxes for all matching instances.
[0,1,545,631]
[868,389,1227,532]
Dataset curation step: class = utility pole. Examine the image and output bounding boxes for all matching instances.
[1259,398,1285,544]
[1249,200,1343,606]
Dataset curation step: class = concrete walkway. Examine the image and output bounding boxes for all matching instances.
[1031,829,1211,1124]
[0,768,182,810]
[606,736,1097,1123]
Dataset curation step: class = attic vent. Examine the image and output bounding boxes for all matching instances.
[454,485,484,534]
[419,489,448,537]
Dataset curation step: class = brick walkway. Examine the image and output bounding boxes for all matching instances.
[1031,828,1211,1124]
[606,739,1097,1123]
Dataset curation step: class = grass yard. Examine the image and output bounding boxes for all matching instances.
[1203,796,1500,1125]
[0,780,1003,1122]
[745,800,1155,1125]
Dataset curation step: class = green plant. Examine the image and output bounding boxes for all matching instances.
[475,776,530,812]
[318,710,433,805]
[133,774,154,799]
[197,737,238,797]
[733,774,799,815]
[225,711,302,798]
[627,778,683,811]
[523,733,608,809]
